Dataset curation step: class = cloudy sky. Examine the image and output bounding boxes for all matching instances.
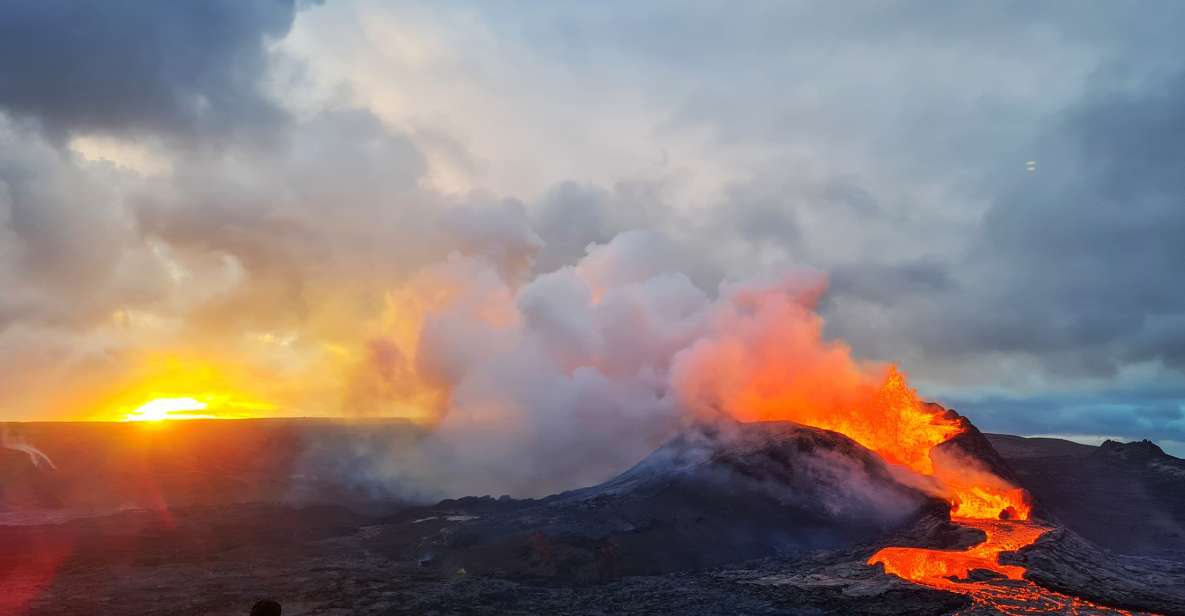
[1,1,1183,455]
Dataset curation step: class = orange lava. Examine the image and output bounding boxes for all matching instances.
[723,365,1032,521]
[946,482,1032,521]
[869,519,1135,615]
[728,364,964,474]
[870,518,1044,587]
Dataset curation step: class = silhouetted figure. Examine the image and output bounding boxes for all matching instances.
[251,600,282,616]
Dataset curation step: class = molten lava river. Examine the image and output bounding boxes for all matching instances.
[725,367,1137,613]
[869,518,1135,615]
[835,374,1135,614]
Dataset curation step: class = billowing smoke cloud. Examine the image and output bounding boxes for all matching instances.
[335,231,703,497]
[320,227,1019,505]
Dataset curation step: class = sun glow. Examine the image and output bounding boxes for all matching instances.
[123,397,215,422]
[72,352,291,423]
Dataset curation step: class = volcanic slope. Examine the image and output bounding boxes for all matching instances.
[986,433,1185,559]
[383,421,941,581]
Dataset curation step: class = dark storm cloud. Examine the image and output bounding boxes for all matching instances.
[803,59,1185,448]
[0,0,296,141]
[912,68,1185,376]
[827,260,955,306]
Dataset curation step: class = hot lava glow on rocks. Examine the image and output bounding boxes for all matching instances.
[737,367,1121,613]
[872,518,1045,585]
[869,518,1136,614]
[728,364,1128,613]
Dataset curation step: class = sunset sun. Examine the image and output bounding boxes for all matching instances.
[123,397,214,422]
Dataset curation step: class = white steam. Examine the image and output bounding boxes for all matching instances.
[328,229,857,499]
[2,426,56,470]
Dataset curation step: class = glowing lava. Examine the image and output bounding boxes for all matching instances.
[717,364,1033,521]
[871,518,1044,585]
[869,519,1134,615]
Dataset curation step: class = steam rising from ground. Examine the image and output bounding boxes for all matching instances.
[2,426,56,470]
[322,229,1003,503]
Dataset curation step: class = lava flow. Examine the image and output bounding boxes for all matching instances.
[815,373,1133,613]
[869,519,1135,615]
[870,518,1043,593]
[694,318,1109,612]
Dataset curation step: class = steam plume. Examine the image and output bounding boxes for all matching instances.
[323,229,1026,512]
[2,426,56,470]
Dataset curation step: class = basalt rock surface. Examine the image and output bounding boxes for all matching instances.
[1003,527,1185,615]
[10,503,971,616]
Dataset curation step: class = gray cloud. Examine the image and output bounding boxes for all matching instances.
[1,0,1184,455]
[841,67,1185,379]
[976,69,1185,366]
[0,0,295,141]
[0,118,157,329]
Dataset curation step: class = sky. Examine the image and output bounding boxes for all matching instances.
[1,1,1183,456]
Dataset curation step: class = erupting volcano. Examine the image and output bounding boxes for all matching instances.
[713,365,1065,611]
[719,365,1153,615]
[6,262,1182,615]
[673,309,1140,615]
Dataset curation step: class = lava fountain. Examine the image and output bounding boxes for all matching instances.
[671,280,1034,521]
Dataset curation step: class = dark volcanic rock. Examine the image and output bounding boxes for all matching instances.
[1097,438,1173,463]
[394,421,935,581]
[985,434,1096,459]
[1002,527,1185,615]
[986,433,1185,558]
[935,416,1024,486]
[16,505,969,616]
[877,501,987,550]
